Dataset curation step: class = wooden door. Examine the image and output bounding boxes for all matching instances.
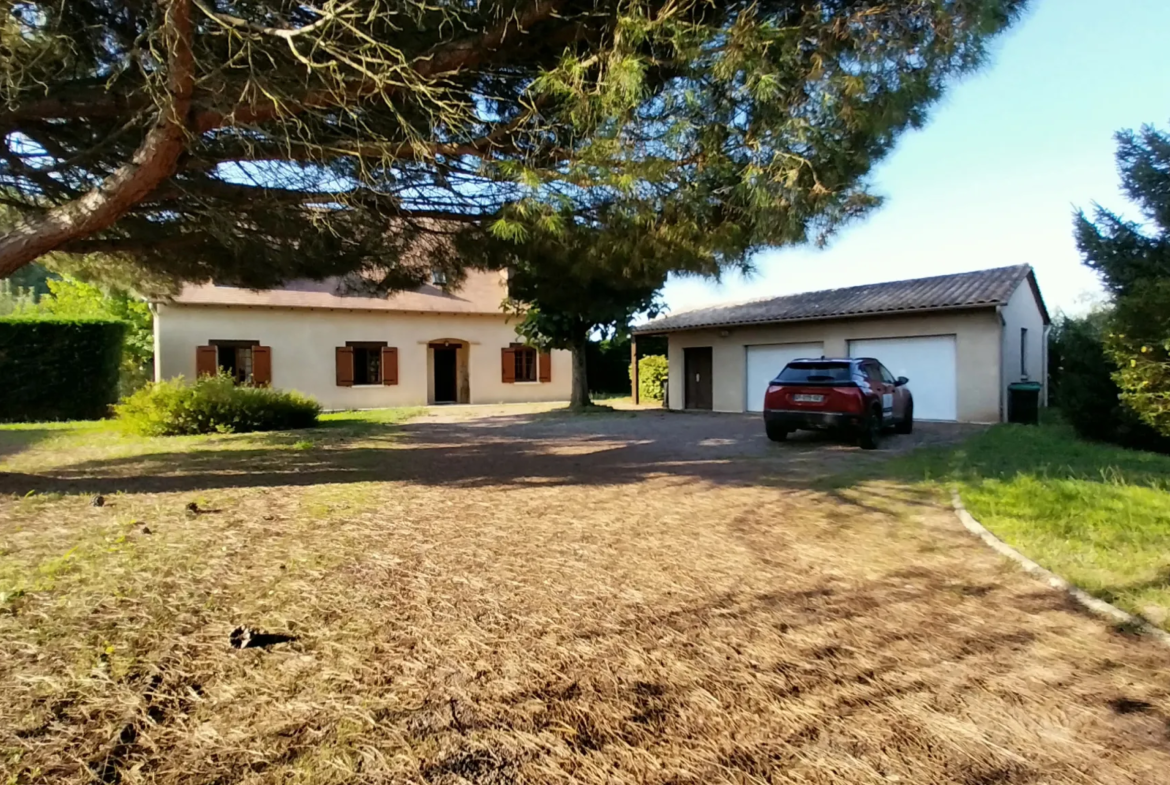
[684,347,713,410]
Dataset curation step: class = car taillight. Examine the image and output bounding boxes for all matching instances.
[766,384,782,395]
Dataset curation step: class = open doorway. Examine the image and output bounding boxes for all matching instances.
[428,339,470,404]
[433,346,457,403]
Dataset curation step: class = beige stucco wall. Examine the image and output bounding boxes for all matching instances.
[155,304,571,409]
[664,309,1005,422]
[999,280,1049,409]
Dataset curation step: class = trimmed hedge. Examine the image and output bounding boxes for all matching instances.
[0,316,127,422]
[115,373,321,436]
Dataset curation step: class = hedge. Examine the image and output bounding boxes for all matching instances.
[0,316,127,422]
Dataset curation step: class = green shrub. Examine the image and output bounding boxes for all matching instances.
[633,355,669,402]
[115,373,321,436]
[0,317,126,422]
[1049,312,1169,453]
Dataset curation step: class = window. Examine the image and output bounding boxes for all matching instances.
[210,340,259,384]
[1020,327,1028,377]
[777,362,853,383]
[431,269,447,286]
[878,363,897,384]
[514,346,537,382]
[347,341,388,385]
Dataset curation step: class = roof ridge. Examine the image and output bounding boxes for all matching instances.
[649,264,1030,322]
[638,264,1033,333]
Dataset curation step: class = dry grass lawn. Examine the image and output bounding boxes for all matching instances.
[2,409,1169,785]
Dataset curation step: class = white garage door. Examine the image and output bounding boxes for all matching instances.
[848,335,958,421]
[745,343,824,412]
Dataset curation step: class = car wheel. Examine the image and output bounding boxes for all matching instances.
[858,409,881,450]
[766,423,789,442]
[895,401,914,434]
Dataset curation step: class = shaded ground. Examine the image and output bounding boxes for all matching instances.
[2,409,1169,784]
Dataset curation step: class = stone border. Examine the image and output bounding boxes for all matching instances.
[950,490,1170,648]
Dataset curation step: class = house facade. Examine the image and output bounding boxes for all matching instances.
[634,265,1049,423]
[153,270,572,409]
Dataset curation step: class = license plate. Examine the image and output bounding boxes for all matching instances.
[792,393,824,403]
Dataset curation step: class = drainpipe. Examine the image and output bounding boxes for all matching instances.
[148,301,161,383]
[996,305,1006,423]
[631,335,639,405]
[1042,323,1051,408]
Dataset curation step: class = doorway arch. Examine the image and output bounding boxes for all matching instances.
[427,339,470,404]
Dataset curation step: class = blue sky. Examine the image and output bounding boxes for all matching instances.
[661,0,1170,318]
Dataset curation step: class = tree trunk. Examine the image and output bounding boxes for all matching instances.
[0,0,194,278]
[569,337,591,409]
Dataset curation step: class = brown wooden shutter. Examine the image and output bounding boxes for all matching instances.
[196,345,217,378]
[381,347,398,386]
[538,352,552,383]
[501,348,516,383]
[251,346,272,386]
[336,346,354,387]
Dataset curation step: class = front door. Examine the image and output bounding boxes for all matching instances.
[684,347,714,410]
[433,347,458,403]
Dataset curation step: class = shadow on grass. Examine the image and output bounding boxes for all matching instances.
[0,410,975,497]
[818,419,1170,494]
[0,421,110,462]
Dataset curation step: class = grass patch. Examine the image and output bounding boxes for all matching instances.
[868,418,1170,630]
[2,407,1170,783]
[0,407,424,475]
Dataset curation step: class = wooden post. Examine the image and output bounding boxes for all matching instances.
[631,335,639,405]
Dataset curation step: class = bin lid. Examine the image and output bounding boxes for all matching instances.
[1008,381,1043,391]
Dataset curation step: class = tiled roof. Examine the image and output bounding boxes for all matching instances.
[166,269,509,315]
[635,265,1043,333]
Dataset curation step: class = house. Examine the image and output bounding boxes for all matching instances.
[152,270,572,408]
[633,264,1049,423]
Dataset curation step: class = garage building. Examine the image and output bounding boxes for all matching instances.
[634,265,1049,423]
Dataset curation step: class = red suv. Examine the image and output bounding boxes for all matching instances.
[762,358,913,449]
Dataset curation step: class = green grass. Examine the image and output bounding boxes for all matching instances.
[881,417,1170,629]
[0,407,425,474]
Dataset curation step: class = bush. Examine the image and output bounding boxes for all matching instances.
[1106,279,1170,438]
[0,317,126,421]
[115,374,321,436]
[1049,313,1169,453]
[633,355,669,402]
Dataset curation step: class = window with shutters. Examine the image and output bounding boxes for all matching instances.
[210,340,259,384]
[346,341,387,385]
[514,346,538,382]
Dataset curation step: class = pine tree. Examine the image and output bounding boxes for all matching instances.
[2,0,1026,290]
[1075,124,1170,437]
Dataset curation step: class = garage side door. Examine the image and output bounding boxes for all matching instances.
[745,343,824,412]
[848,336,957,421]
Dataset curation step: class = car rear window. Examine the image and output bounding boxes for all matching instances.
[776,362,853,383]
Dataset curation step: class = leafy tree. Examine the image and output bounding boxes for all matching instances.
[33,278,154,394]
[1048,311,1167,452]
[4,263,55,299]
[499,228,668,407]
[1075,123,1170,437]
[1,0,1026,291]
[474,206,733,406]
[0,277,36,315]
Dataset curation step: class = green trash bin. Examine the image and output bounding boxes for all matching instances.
[1007,381,1042,425]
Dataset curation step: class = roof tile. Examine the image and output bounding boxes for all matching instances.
[636,265,1036,333]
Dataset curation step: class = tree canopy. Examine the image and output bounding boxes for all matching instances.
[2,0,1026,289]
[1075,123,1170,438]
[483,215,675,406]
